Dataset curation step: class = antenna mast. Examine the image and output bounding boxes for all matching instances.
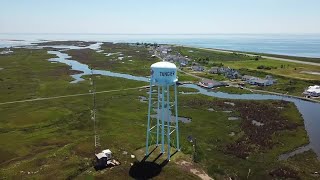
[91,69,100,150]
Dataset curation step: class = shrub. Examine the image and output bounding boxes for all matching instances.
[257,65,275,70]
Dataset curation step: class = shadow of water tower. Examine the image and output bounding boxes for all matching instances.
[145,61,180,161]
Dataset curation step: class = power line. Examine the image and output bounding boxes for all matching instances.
[0,86,147,106]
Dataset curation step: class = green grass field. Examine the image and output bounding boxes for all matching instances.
[223,59,320,81]
[173,46,260,63]
[0,44,320,179]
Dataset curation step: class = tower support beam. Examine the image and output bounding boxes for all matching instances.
[161,86,165,153]
[145,81,153,156]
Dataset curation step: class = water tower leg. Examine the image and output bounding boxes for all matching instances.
[166,85,171,160]
[156,86,160,146]
[174,83,180,151]
[161,85,165,154]
[145,81,153,156]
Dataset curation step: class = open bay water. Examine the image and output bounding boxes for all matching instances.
[1,34,320,58]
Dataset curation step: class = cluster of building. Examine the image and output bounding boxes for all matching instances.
[155,45,191,67]
[154,45,276,87]
[304,85,320,97]
[208,66,276,86]
[153,45,320,99]
[157,45,172,57]
[165,54,189,67]
[0,48,13,55]
[198,73,275,89]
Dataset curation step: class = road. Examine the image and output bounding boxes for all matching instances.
[177,69,201,80]
[0,86,146,106]
[180,45,320,67]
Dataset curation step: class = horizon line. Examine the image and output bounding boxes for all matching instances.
[1,33,320,35]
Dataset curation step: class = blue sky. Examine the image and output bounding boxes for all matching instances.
[1,0,319,34]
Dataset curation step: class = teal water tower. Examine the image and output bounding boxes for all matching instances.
[145,61,180,160]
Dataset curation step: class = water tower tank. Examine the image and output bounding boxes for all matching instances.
[151,61,177,85]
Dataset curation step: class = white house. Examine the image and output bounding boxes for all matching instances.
[305,85,320,97]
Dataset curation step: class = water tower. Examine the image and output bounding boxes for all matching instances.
[145,61,180,160]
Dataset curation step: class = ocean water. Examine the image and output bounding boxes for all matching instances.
[0,34,320,58]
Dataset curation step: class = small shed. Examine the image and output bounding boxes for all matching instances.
[95,149,112,169]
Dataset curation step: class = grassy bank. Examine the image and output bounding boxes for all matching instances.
[214,86,253,94]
